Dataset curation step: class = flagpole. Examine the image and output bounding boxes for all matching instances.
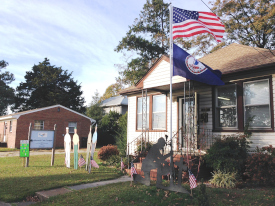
[169,4,174,185]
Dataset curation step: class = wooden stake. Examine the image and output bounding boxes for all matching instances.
[25,123,31,167]
[51,124,57,166]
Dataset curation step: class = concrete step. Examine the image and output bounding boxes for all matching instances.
[35,188,72,201]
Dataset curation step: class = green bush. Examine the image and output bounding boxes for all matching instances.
[204,135,249,175]
[210,170,237,189]
[115,112,128,156]
[105,155,120,166]
[98,144,119,161]
[105,155,128,170]
[197,179,209,206]
[136,139,153,154]
[244,146,275,186]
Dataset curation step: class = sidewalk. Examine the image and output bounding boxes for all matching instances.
[0,176,132,206]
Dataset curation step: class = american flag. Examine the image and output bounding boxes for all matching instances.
[78,155,86,167]
[172,7,225,43]
[121,157,124,171]
[188,169,197,189]
[91,159,99,168]
[131,162,137,178]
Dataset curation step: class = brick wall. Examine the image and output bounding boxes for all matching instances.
[15,107,92,149]
[0,120,17,148]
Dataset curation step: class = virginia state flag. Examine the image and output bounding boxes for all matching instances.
[173,44,224,85]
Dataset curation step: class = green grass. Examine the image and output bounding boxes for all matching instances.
[35,182,275,206]
[0,152,122,202]
[0,148,18,152]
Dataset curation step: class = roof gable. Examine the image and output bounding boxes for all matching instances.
[136,55,186,89]
[0,105,96,123]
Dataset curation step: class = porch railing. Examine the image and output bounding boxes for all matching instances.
[127,127,218,162]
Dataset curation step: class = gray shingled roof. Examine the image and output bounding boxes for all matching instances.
[100,95,128,107]
[199,43,275,74]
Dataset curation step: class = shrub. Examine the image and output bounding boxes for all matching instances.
[244,147,275,186]
[135,139,153,154]
[196,179,209,206]
[204,135,249,175]
[209,170,237,189]
[105,155,120,166]
[257,145,275,157]
[115,112,128,156]
[98,144,119,161]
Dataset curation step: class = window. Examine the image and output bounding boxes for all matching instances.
[214,77,272,131]
[69,122,77,133]
[152,95,166,129]
[215,84,237,128]
[9,121,12,132]
[136,94,166,131]
[137,97,149,130]
[34,120,44,130]
[243,79,271,128]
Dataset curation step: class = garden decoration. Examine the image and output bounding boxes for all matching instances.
[64,127,71,168]
[133,137,189,194]
[88,124,98,174]
[73,127,80,170]
[85,125,92,171]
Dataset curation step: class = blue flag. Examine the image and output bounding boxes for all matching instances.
[173,44,224,85]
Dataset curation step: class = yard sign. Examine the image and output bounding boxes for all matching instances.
[20,140,29,157]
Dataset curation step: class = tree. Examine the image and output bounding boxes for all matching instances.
[13,58,85,113]
[115,0,275,78]
[86,90,104,126]
[115,0,170,85]
[115,112,128,156]
[100,111,122,145]
[0,60,15,115]
[211,0,275,49]
[99,82,124,102]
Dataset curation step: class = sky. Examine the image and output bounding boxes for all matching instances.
[0,0,211,106]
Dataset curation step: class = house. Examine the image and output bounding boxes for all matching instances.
[100,95,128,115]
[0,105,96,149]
[120,43,275,155]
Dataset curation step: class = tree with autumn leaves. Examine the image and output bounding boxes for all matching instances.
[115,0,275,86]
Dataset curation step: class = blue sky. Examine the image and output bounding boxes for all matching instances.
[0,0,210,106]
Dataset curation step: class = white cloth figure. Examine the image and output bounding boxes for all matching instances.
[64,127,71,168]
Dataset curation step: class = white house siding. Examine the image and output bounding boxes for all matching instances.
[197,87,213,130]
[127,96,141,155]
[143,60,185,89]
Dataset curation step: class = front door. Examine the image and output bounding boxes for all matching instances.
[178,92,198,149]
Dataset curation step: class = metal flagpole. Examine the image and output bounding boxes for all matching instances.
[169,4,174,186]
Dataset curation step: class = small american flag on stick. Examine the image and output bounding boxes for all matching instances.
[121,157,124,171]
[78,155,86,167]
[131,162,137,178]
[90,158,99,168]
[188,169,197,189]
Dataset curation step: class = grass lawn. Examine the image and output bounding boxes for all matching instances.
[35,181,275,206]
[0,151,122,202]
[0,148,18,152]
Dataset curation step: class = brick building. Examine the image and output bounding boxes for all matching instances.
[0,105,96,149]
